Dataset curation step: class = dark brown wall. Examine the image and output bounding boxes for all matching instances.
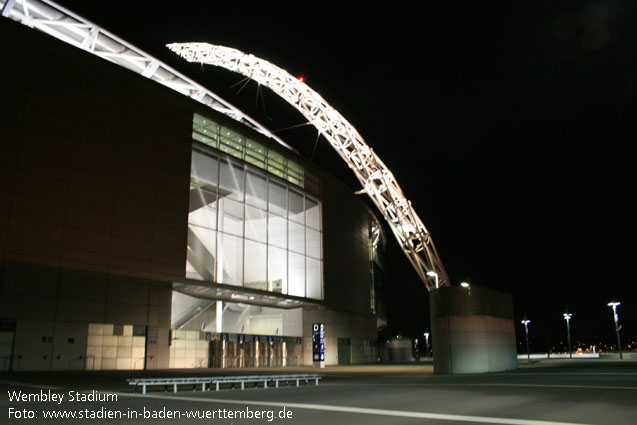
[0,18,191,326]
[321,176,373,316]
[0,16,380,326]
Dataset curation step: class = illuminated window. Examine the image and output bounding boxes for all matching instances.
[193,113,304,188]
[186,146,323,300]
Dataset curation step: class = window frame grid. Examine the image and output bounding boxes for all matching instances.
[189,125,323,299]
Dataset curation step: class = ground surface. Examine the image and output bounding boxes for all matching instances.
[2,360,636,424]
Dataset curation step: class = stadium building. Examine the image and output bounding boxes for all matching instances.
[0,0,387,371]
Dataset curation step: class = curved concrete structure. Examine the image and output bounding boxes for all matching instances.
[429,285,517,374]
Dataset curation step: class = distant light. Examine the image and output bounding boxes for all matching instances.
[563,313,572,320]
[460,282,470,288]
[521,320,530,325]
[298,76,305,83]
[608,301,621,307]
[426,271,437,277]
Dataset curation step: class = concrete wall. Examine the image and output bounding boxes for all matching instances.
[385,339,414,363]
[430,285,517,374]
[302,308,377,366]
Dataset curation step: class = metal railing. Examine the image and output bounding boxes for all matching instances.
[127,374,321,394]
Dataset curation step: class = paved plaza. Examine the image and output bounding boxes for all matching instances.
[2,360,636,424]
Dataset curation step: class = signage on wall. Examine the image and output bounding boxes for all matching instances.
[312,323,325,367]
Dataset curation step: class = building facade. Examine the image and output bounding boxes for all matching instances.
[0,4,386,371]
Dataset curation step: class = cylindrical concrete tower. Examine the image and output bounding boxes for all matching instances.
[429,285,517,374]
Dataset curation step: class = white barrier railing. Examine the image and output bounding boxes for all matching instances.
[127,374,322,394]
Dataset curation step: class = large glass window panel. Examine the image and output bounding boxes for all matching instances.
[219,160,245,202]
[193,114,220,150]
[192,131,218,149]
[306,258,321,299]
[191,150,219,189]
[306,228,321,259]
[287,175,303,188]
[190,114,322,300]
[186,225,216,281]
[288,221,305,255]
[219,198,244,237]
[217,233,243,286]
[185,256,200,280]
[188,188,217,230]
[193,112,206,127]
[268,214,287,249]
[288,190,304,224]
[306,197,321,231]
[192,114,305,188]
[245,140,266,169]
[245,206,267,243]
[219,127,245,159]
[244,240,267,290]
[246,172,267,210]
[287,160,304,188]
[288,252,305,297]
[268,246,286,294]
[268,181,287,216]
[267,150,286,178]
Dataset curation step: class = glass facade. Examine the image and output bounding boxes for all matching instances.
[187,145,323,300]
[369,219,386,314]
[193,113,304,188]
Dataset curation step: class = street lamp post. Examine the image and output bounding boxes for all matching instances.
[607,301,623,360]
[424,332,430,358]
[521,319,531,363]
[563,313,572,359]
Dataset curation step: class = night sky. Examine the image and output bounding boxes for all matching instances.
[50,1,635,350]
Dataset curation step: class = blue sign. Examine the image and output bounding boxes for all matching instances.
[312,322,325,363]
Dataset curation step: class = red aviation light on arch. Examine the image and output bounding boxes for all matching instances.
[166,42,451,291]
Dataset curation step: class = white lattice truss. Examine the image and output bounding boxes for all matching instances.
[167,43,450,290]
[1,0,294,152]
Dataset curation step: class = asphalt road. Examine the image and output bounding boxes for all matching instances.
[2,360,636,425]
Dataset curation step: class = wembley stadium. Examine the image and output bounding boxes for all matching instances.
[0,0,388,371]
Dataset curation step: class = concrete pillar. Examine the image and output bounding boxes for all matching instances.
[430,285,517,374]
[215,300,223,333]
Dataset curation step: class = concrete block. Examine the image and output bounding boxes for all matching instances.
[430,285,517,374]
[101,358,116,370]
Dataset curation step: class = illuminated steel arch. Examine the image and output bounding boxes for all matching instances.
[167,43,450,291]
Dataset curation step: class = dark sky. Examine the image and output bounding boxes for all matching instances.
[52,1,636,349]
